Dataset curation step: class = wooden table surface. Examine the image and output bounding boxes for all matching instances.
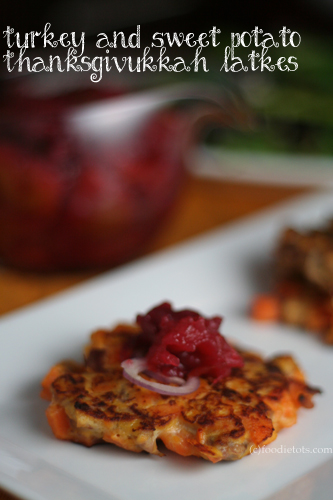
[0,176,310,500]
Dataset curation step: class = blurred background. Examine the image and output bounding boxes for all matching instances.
[0,6,332,500]
[0,0,332,276]
[3,0,333,159]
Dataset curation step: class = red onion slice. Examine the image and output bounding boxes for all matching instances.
[144,369,185,386]
[121,358,200,396]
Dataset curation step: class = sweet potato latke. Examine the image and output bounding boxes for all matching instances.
[41,307,320,463]
[251,225,333,343]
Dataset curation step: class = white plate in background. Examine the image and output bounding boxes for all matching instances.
[1,190,333,500]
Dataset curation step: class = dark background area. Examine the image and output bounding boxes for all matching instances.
[2,0,333,40]
[1,1,333,161]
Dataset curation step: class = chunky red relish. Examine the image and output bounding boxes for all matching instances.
[0,86,186,271]
[136,302,243,381]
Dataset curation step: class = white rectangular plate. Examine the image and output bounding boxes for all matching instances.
[1,190,333,500]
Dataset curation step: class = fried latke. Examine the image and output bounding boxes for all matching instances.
[42,324,319,463]
[253,224,333,343]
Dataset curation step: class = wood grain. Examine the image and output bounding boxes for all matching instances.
[0,177,308,317]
